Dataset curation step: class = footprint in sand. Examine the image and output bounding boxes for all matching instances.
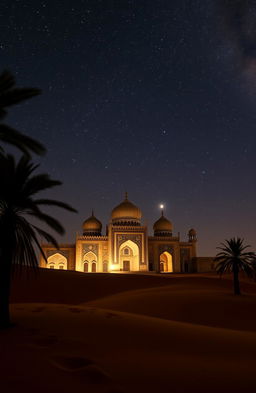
[26,327,40,335]
[51,355,111,383]
[33,334,59,347]
[68,307,83,313]
[31,306,46,313]
[105,312,121,319]
[52,356,92,370]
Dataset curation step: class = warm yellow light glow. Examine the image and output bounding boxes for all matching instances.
[160,251,173,272]
[160,204,164,209]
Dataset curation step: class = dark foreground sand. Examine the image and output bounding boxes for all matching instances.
[1,269,256,393]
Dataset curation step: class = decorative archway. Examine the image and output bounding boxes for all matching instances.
[119,240,140,271]
[159,251,173,273]
[83,251,97,273]
[47,253,68,270]
[83,251,97,262]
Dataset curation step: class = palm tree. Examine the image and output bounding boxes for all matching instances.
[214,238,256,295]
[0,153,77,328]
[0,70,46,155]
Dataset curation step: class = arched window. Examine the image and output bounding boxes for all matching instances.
[84,262,89,272]
[91,262,97,273]
[83,251,97,272]
[124,248,130,255]
[47,253,67,270]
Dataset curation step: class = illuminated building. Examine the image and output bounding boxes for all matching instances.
[40,194,198,273]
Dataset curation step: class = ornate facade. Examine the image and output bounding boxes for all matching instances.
[40,194,197,273]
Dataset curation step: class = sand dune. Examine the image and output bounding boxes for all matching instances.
[3,303,256,393]
[87,284,256,331]
[2,268,256,392]
[10,268,256,304]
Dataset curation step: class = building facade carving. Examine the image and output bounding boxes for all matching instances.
[40,194,198,273]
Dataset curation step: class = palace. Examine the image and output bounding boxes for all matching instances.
[40,194,205,273]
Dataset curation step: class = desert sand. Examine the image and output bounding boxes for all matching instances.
[1,269,256,392]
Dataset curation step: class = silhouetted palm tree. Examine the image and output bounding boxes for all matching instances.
[0,153,77,328]
[214,238,256,295]
[0,70,46,155]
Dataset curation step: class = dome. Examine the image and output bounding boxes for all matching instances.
[188,228,197,241]
[153,213,173,236]
[83,211,102,236]
[111,193,142,225]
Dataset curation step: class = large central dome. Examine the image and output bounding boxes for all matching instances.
[111,193,142,226]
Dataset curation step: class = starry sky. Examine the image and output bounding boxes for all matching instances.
[1,0,256,255]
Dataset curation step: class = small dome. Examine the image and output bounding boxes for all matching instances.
[83,211,102,236]
[188,228,197,241]
[153,213,173,236]
[111,193,142,225]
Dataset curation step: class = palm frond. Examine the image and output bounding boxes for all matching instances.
[34,199,77,213]
[13,216,41,270]
[23,174,62,197]
[0,124,46,156]
[28,209,65,235]
[0,87,41,109]
[0,154,76,278]
[32,225,59,249]
[214,237,256,278]
[0,70,41,119]
[0,70,45,156]
[0,70,15,94]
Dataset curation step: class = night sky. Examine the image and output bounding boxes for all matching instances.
[1,0,256,255]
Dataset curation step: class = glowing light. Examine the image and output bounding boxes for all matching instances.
[160,204,164,209]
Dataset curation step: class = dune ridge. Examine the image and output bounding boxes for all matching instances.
[2,268,256,392]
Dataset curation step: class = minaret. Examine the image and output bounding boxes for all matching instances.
[188,228,197,258]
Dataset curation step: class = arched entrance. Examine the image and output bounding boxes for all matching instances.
[159,252,173,272]
[83,251,97,273]
[47,253,68,270]
[119,240,140,271]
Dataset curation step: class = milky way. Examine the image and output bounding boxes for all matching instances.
[0,0,256,255]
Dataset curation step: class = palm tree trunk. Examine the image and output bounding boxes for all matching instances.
[233,264,240,295]
[0,216,15,329]
[0,250,12,328]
